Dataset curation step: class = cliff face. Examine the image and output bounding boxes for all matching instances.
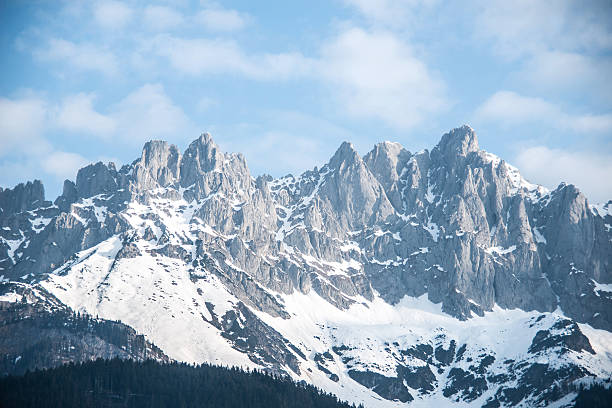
[0,282,169,376]
[0,126,610,407]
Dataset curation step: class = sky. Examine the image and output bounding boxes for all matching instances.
[0,0,611,202]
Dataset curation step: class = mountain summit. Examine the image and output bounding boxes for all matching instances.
[1,126,610,407]
[434,124,479,158]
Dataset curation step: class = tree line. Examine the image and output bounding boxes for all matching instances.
[0,358,364,408]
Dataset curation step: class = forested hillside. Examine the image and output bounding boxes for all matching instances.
[0,358,361,408]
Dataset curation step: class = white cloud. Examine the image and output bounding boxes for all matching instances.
[345,0,612,119]
[217,110,354,177]
[475,91,612,133]
[0,96,48,155]
[234,131,323,176]
[0,96,92,192]
[149,27,446,129]
[151,35,314,79]
[1,86,193,155]
[0,158,45,191]
[569,114,612,134]
[475,91,558,123]
[152,36,249,75]
[475,0,612,59]
[518,51,612,100]
[143,5,184,31]
[34,38,118,76]
[93,1,133,29]
[111,83,194,145]
[195,7,248,32]
[41,151,90,181]
[343,0,438,26]
[514,146,612,203]
[521,52,605,87]
[56,93,116,137]
[196,97,216,112]
[0,84,197,195]
[319,28,447,129]
[0,85,194,192]
[471,1,612,140]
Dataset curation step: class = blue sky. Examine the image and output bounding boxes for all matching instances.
[1,0,611,202]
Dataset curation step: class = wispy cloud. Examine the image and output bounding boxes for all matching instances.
[148,25,447,130]
[514,146,612,203]
[0,84,194,192]
[93,0,133,30]
[0,96,49,155]
[517,51,612,102]
[0,95,89,191]
[342,0,439,27]
[110,83,195,145]
[474,0,612,59]
[33,38,118,76]
[143,5,184,31]
[216,110,355,177]
[195,7,249,32]
[474,0,612,107]
[56,93,116,137]
[19,2,449,131]
[41,151,90,181]
[319,27,447,129]
[150,35,314,79]
[475,91,612,133]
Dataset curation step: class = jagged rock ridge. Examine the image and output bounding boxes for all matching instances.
[0,126,610,407]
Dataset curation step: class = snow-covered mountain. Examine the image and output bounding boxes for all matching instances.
[1,126,611,406]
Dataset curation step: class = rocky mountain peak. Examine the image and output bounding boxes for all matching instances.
[329,141,361,171]
[0,180,45,218]
[364,141,411,178]
[75,161,120,199]
[189,132,220,156]
[0,126,610,408]
[376,140,405,155]
[198,131,215,145]
[434,125,479,158]
[180,132,224,188]
[140,140,180,166]
[54,180,78,212]
[135,140,181,189]
[363,141,412,211]
[548,183,590,222]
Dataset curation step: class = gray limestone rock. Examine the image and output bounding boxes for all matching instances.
[348,369,414,403]
[0,125,610,343]
[0,180,45,218]
[130,140,182,201]
[76,162,119,198]
[54,180,78,212]
[0,126,610,408]
[205,302,302,376]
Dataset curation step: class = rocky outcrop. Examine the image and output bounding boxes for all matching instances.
[348,369,414,402]
[134,140,181,190]
[0,180,46,218]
